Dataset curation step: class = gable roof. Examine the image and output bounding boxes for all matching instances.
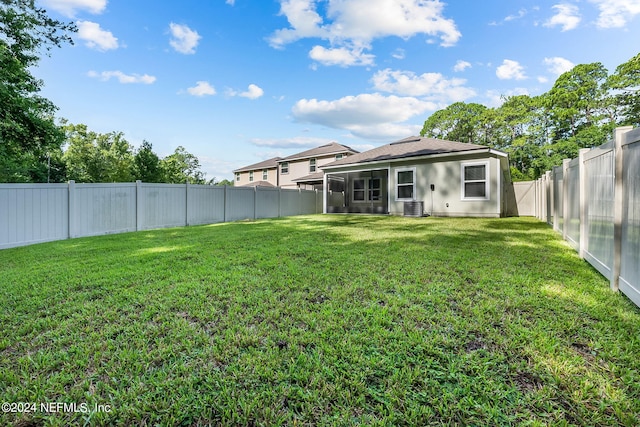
[242,180,276,188]
[280,142,358,162]
[233,157,281,173]
[322,136,499,169]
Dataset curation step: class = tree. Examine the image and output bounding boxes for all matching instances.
[160,146,206,184]
[420,102,487,144]
[133,140,162,182]
[0,0,75,182]
[608,52,640,127]
[62,123,135,182]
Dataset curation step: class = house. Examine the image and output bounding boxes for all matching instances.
[233,142,358,190]
[233,157,281,187]
[321,136,513,217]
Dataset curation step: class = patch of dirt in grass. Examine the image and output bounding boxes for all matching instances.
[464,339,487,352]
[571,342,597,363]
[513,371,544,393]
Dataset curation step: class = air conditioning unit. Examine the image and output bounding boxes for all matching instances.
[403,201,424,217]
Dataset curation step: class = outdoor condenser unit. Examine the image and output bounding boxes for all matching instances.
[403,201,424,217]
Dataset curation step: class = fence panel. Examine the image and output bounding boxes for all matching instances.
[187,185,225,225]
[583,144,615,279]
[225,187,255,221]
[553,166,563,233]
[280,189,302,217]
[141,184,187,230]
[74,183,137,237]
[0,184,69,249]
[620,137,640,307]
[565,158,580,250]
[255,187,280,219]
[512,182,536,216]
[300,190,318,215]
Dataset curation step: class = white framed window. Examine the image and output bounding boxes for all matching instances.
[235,172,240,182]
[461,161,489,200]
[335,153,344,160]
[281,162,289,174]
[309,158,317,173]
[352,177,382,203]
[353,178,365,201]
[249,171,254,182]
[262,169,268,180]
[396,168,415,201]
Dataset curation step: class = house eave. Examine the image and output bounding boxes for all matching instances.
[322,148,505,171]
[279,149,354,163]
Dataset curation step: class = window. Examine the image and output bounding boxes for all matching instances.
[369,178,381,201]
[281,162,289,174]
[352,177,381,202]
[310,158,317,173]
[235,172,240,182]
[353,179,365,201]
[396,169,415,200]
[262,169,268,180]
[461,162,489,200]
[249,171,254,182]
[335,154,344,160]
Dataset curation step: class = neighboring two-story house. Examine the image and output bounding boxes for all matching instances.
[233,142,358,190]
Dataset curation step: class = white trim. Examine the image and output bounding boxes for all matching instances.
[461,161,490,201]
[395,167,416,201]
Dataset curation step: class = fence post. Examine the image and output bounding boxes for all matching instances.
[278,187,282,218]
[185,182,190,226]
[578,149,589,259]
[254,186,257,220]
[223,185,227,223]
[562,159,570,240]
[611,127,632,291]
[136,180,144,231]
[68,180,76,238]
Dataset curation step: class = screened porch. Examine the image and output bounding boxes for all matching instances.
[325,169,389,214]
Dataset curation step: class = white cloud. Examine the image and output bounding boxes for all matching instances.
[40,0,106,17]
[292,93,436,140]
[391,49,405,60]
[588,0,640,28]
[268,0,461,67]
[371,69,476,102]
[227,84,264,99]
[88,70,156,84]
[169,23,201,54]
[77,21,118,51]
[250,136,334,149]
[544,4,581,31]
[309,45,375,67]
[187,81,216,97]
[226,0,236,5]
[544,57,575,75]
[537,76,549,83]
[496,59,527,80]
[504,8,528,22]
[453,60,471,72]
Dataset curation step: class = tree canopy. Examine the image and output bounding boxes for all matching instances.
[0,0,75,182]
[421,53,640,180]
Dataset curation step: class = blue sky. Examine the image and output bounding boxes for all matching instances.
[35,0,640,181]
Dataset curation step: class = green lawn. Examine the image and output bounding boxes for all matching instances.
[1,215,639,426]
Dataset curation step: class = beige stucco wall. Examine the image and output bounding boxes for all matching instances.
[279,155,343,188]
[388,155,502,217]
[325,153,506,217]
[235,168,278,187]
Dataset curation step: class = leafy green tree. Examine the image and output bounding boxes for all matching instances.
[608,52,640,126]
[133,140,162,182]
[216,179,234,186]
[0,0,75,182]
[420,102,487,144]
[160,146,206,184]
[63,123,134,182]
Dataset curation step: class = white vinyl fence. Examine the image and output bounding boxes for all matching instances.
[533,126,640,308]
[0,182,322,249]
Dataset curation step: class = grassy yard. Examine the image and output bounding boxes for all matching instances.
[0,215,639,426]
